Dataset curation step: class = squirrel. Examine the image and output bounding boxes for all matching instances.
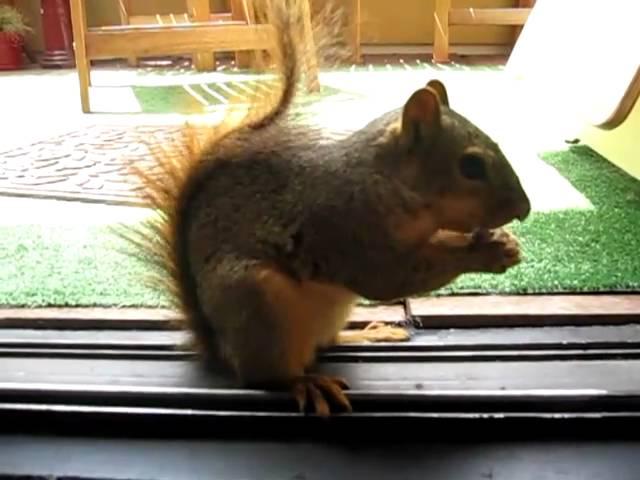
[117,0,532,417]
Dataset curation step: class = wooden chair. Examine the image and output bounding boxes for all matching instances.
[69,0,319,113]
[433,0,535,63]
[117,0,256,71]
[349,0,362,64]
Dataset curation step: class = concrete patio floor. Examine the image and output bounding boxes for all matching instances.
[0,61,591,226]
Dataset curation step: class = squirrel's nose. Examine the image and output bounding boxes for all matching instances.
[515,197,531,221]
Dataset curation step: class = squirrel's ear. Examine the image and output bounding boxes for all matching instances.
[400,87,442,149]
[426,79,449,107]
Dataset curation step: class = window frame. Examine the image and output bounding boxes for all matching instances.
[2,293,640,440]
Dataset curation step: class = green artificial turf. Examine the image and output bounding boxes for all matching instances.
[130,61,502,114]
[1,145,639,308]
[132,81,355,114]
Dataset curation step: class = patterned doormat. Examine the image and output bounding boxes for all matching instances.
[0,110,360,206]
[0,124,213,206]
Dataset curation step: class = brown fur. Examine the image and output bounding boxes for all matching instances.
[389,208,440,249]
[115,0,532,416]
[254,265,358,372]
[114,0,318,346]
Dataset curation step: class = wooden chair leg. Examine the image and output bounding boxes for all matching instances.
[351,0,362,64]
[69,0,91,113]
[244,0,269,71]
[193,51,215,71]
[117,0,138,67]
[232,0,252,69]
[188,0,215,71]
[433,0,450,63]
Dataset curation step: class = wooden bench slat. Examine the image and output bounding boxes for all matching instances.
[126,13,236,26]
[449,7,532,26]
[128,14,191,25]
[85,23,275,59]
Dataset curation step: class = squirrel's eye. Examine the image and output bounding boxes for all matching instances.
[459,154,487,181]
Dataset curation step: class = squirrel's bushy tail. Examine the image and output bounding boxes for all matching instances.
[114,0,349,342]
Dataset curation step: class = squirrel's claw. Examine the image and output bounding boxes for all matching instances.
[291,374,352,417]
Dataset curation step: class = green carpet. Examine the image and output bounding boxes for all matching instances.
[132,80,357,114]
[1,145,639,308]
[130,61,502,114]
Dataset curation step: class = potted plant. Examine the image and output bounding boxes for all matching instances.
[0,5,31,71]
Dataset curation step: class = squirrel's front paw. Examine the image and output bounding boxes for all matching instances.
[471,228,521,273]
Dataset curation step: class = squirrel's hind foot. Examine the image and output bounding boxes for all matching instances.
[291,374,352,417]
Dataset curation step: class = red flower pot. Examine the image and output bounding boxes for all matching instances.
[0,31,23,70]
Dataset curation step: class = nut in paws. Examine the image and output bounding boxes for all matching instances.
[472,228,522,273]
